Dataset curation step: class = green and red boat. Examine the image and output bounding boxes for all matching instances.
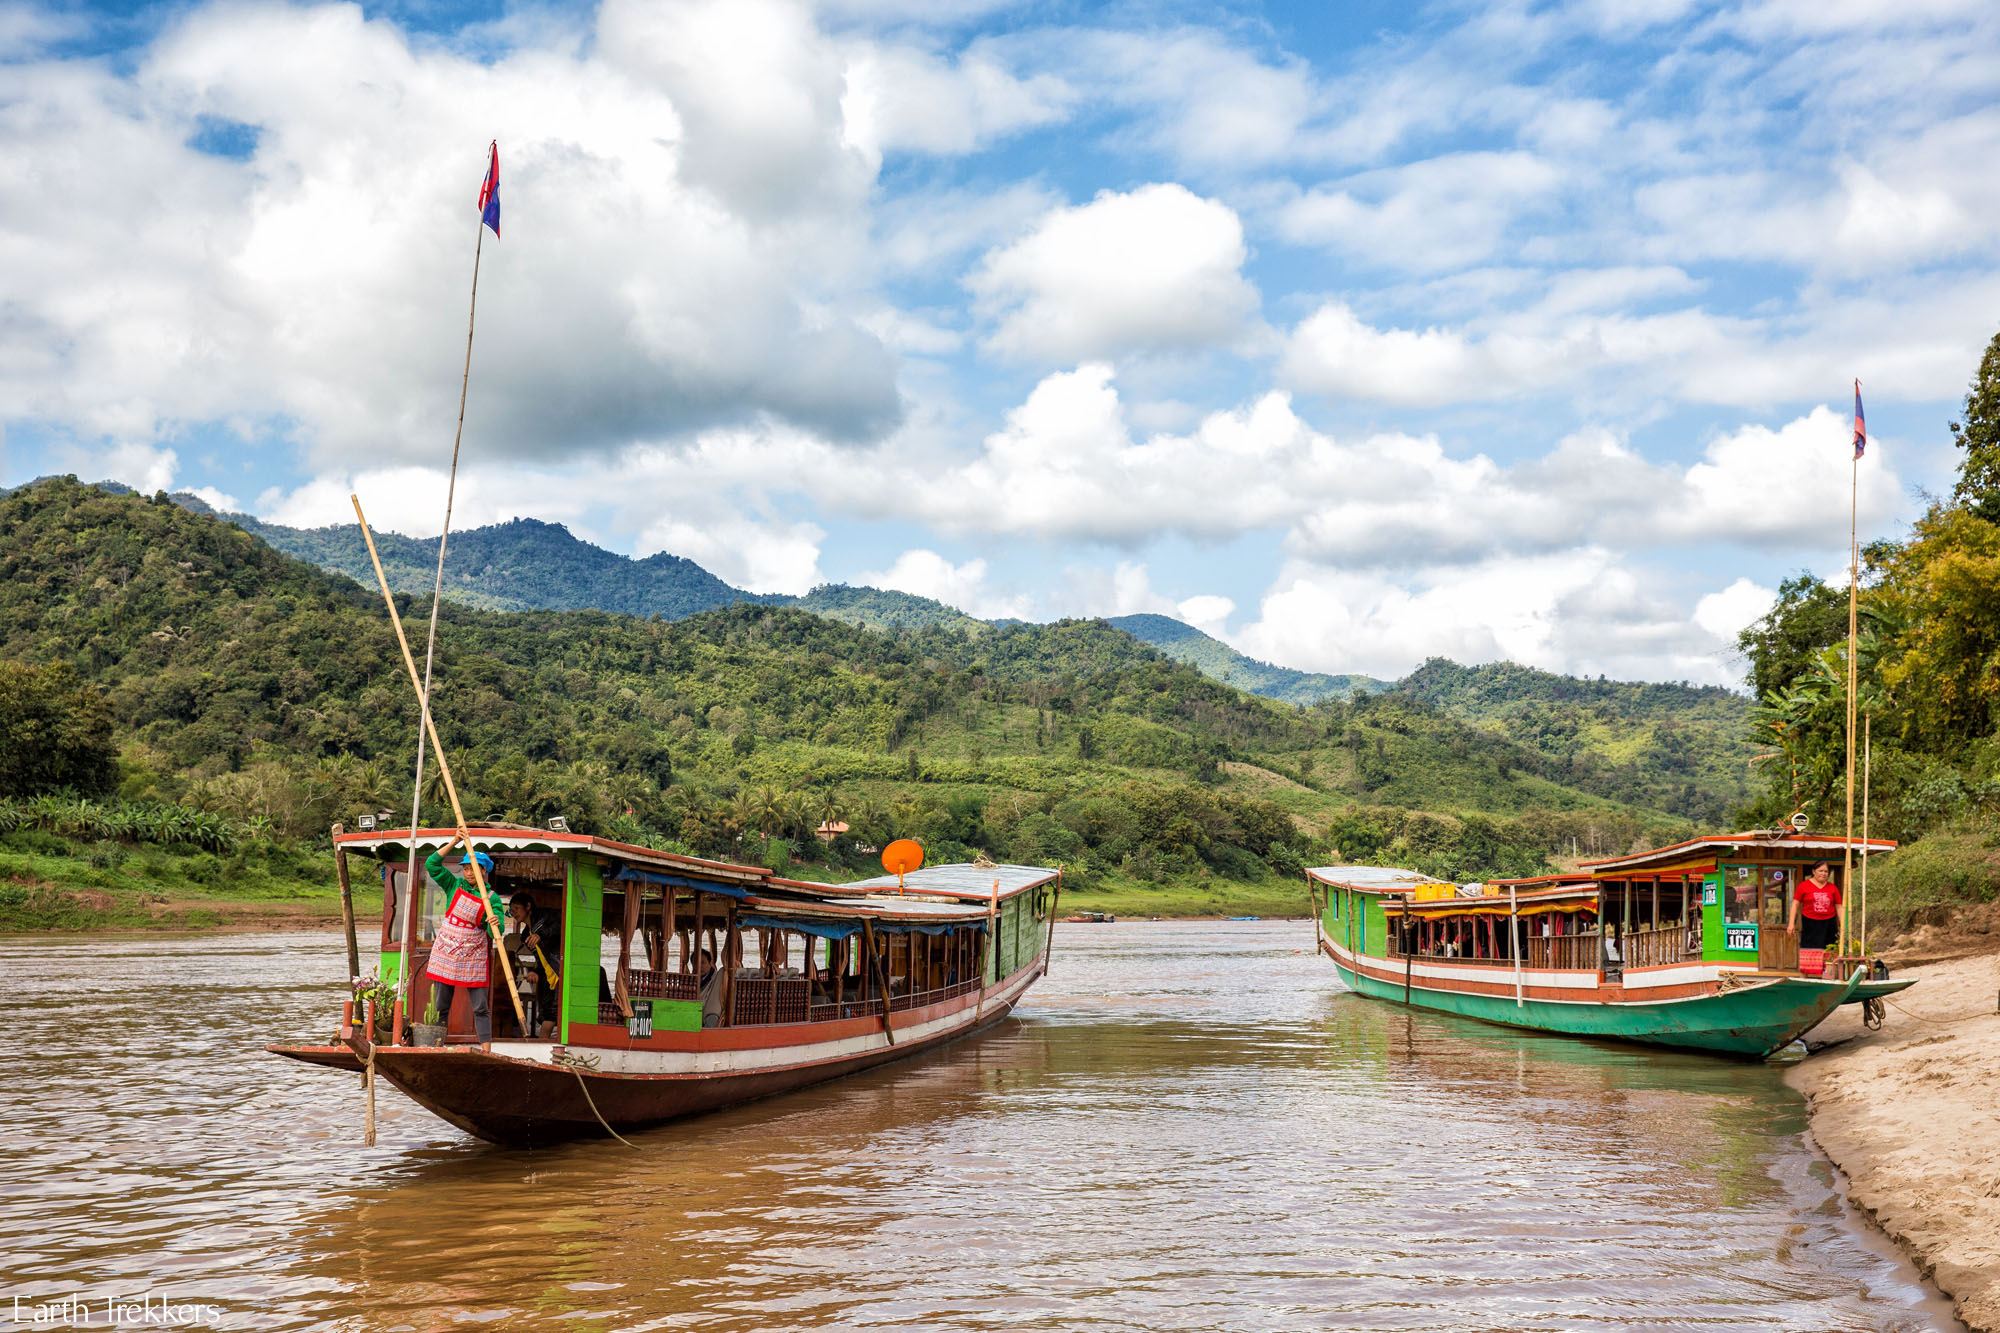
[272,824,1058,1144]
[1308,831,1913,1059]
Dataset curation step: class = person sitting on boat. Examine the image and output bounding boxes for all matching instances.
[1790,861,1844,963]
[697,948,724,1027]
[423,835,502,1044]
[504,892,561,1039]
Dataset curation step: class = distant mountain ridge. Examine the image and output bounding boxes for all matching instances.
[5,478,1747,729]
[1107,614,1387,704]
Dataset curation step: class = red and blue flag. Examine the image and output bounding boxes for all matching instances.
[1852,380,1865,459]
[478,141,500,238]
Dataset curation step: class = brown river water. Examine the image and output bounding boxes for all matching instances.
[0,921,1960,1331]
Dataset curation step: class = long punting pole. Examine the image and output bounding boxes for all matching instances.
[392,161,494,1033]
[353,496,528,1034]
[1842,382,1860,960]
[1861,714,1872,956]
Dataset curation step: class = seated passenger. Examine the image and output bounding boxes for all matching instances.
[697,948,724,1027]
[505,892,561,1039]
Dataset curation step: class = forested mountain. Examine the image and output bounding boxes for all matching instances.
[1,478,1718,912]
[1392,658,1756,821]
[1108,614,1386,704]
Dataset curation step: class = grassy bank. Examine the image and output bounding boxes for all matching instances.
[0,830,343,932]
[1859,816,2000,933]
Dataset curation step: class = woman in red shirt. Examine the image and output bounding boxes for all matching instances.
[1788,861,1844,956]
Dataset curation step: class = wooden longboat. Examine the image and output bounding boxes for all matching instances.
[1307,830,1912,1060]
[271,827,1057,1144]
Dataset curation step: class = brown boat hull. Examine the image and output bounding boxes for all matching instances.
[361,995,1023,1145]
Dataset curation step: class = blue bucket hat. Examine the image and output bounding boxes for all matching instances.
[471,850,495,878]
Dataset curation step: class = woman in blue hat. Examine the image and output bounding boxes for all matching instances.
[422,833,503,1043]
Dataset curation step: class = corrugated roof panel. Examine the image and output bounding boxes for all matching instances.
[841,864,1058,897]
[1306,865,1453,891]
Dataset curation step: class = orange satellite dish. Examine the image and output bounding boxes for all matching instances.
[881,839,925,878]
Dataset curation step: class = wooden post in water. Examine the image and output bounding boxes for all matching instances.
[332,824,360,986]
[1043,870,1061,975]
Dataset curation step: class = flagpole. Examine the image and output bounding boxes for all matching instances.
[393,147,495,1038]
[1841,378,1860,961]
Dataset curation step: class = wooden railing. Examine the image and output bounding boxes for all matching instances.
[1526,935,1601,971]
[1618,923,1688,969]
[889,977,981,1012]
[734,976,809,1025]
[623,968,699,1001]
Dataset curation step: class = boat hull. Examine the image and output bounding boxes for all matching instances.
[333,960,1044,1146]
[1324,939,1862,1059]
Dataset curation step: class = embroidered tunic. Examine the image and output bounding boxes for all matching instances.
[423,850,502,987]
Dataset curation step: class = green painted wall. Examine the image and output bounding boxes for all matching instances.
[1362,894,1387,958]
[1706,865,1759,964]
[562,856,604,1040]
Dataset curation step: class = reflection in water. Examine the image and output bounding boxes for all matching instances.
[0,923,1956,1330]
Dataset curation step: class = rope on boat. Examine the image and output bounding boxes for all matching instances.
[551,1049,638,1150]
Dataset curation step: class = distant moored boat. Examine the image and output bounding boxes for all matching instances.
[1307,830,1913,1059]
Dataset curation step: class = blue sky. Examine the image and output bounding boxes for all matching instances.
[4,0,1996,684]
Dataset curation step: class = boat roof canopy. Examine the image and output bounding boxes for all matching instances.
[1306,866,1453,894]
[1579,830,1897,876]
[331,826,1055,923]
[840,864,1059,899]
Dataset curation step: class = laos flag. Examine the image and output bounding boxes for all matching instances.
[478,142,500,238]
[1853,380,1865,459]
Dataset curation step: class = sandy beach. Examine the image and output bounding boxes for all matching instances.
[1789,915,2000,1330]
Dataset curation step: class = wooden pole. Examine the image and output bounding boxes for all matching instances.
[863,918,896,1044]
[1042,871,1061,974]
[351,496,527,1033]
[1843,403,1860,957]
[363,1045,377,1148]
[1402,895,1413,1004]
[1510,884,1523,1006]
[1861,713,1872,957]
[332,824,360,986]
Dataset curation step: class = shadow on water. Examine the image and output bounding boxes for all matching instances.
[0,923,1962,1330]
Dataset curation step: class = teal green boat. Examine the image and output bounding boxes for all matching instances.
[1308,830,1906,1059]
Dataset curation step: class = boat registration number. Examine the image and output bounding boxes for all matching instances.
[1724,924,1758,952]
[628,1000,654,1039]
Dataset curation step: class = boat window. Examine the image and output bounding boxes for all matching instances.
[383,866,448,945]
[1722,866,1758,929]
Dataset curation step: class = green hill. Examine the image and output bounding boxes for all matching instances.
[0,477,1723,927]
[1109,613,1387,704]
[1391,658,1755,824]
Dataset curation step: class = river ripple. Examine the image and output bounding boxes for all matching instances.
[0,921,1957,1330]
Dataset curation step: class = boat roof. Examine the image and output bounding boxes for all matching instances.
[1305,866,1453,894]
[838,863,1060,901]
[1579,830,1898,875]
[331,826,1054,921]
[333,825,771,883]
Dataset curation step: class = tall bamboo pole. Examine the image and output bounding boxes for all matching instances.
[393,191,493,1033]
[1843,384,1860,957]
[353,496,527,1034]
[1861,714,1872,957]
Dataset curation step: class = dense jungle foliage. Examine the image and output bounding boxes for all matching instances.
[1740,327,2000,926]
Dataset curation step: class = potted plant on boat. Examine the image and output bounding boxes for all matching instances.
[412,989,447,1048]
